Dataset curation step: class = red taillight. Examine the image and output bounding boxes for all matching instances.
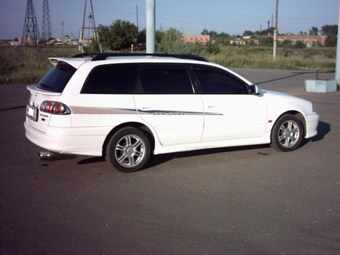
[40,101,71,115]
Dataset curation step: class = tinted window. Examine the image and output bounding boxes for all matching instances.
[81,64,139,94]
[37,62,76,92]
[193,65,249,94]
[139,64,193,94]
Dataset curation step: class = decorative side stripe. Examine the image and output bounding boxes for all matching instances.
[70,106,137,115]
[70,106,223,116]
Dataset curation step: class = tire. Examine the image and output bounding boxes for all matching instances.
[271,114,303,152]
[106,127,151,172]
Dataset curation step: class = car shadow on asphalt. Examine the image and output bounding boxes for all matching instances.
[310,120,331,142]
[255,71,333,85]
[145,144,272,169]
[76,121,330,170]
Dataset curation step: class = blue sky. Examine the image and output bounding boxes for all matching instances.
[0,0,338,40]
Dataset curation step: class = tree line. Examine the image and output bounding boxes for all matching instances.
[93,20,338,52]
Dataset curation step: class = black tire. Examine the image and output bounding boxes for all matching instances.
[106,127,151,172]
[271,114,303,152]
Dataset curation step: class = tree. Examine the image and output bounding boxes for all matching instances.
[259,37,273,47]
[321,25,338,36]
[309,27,319,35]
[98,20,138,51]
[243,30,254,37]
[321,25,338,47]
[157,28,184,53]
[201,29,218,38]
[214,33,231,46]
[137,29,146,49]
[325,35,337,47]
[280,39,292,48]
[293,40,305,49]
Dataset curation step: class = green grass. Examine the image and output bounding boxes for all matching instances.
[0,45,336,84]
[0,46,79,84]
[207,46,336,72]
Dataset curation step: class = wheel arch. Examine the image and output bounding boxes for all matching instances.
[102,122,155,157]
[271,111,306,139]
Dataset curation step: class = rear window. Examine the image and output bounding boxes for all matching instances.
[37,61,76,92]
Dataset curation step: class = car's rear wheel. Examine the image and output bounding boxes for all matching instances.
[106,127,151,172]
[271,114,303,152]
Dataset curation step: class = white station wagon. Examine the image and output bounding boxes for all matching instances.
[25,53,319,172]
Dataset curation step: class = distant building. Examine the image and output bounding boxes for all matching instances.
[230,38,246,45]
[277,35,327,47]
[182,34,210,45]
[55,36,72,45]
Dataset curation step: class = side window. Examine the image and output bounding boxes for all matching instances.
[193,65,249,94]
[139,64,193,94]
[81,64,139,94]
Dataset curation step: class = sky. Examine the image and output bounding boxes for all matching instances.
[0,0,338,40]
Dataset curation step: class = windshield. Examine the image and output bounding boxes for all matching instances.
[37,61,76,92]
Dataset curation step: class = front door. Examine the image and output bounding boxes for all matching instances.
[134,63,204,146]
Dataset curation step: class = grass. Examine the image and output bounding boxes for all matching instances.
[0,46,79,84]
[207,46,336,72]
[0,45,336,84]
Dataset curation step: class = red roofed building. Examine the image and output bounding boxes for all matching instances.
[182,34,210,45]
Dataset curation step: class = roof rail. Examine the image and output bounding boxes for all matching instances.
[71,52,208,62]
[72,53,101,58]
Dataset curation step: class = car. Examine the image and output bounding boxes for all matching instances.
[24,53,319,172]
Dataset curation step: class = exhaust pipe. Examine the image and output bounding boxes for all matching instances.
[38,151,77,161]
[39,151,52,161]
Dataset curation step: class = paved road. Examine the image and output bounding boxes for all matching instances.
[1,69,339,255]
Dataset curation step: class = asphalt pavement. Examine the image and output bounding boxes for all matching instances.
[0,68,339,255]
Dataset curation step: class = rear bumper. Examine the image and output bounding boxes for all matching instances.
[304,113,319,138]
[24,121,109,156]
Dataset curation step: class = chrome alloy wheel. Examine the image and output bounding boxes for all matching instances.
[114,134,147,168]
[277,119,301,149]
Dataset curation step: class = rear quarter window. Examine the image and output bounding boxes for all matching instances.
[81,64,139,94]
[37,61,76,92]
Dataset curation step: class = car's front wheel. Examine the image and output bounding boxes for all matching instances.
[271,114,303,152]
[106,127,151,172]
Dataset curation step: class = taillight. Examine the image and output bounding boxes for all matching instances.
[40,101,71,115]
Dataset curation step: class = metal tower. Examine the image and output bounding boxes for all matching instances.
[80,0,101,52]
[22,0,41,45]
[42,0,52,42]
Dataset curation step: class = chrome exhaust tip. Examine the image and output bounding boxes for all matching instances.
[38,151,52,161]
[38,151,77,161]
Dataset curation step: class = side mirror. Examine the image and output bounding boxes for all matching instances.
[248,85,259,95]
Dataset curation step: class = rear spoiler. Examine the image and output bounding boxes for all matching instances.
[26,85,62,96]
[48,57,88,69]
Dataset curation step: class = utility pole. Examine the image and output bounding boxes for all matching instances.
[61,21,64,46]
[136,5,139,49]
[336,0,340,84]
[146,0,155,53]
[273,0,279,59]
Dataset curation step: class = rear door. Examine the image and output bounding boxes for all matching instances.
[133,63,204,146]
